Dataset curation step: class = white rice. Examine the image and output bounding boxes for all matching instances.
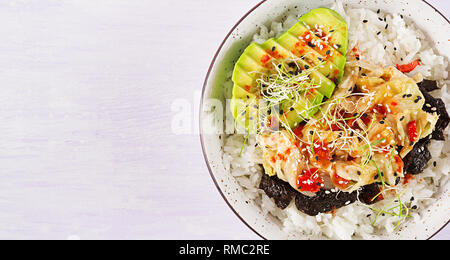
[222,1,449,239]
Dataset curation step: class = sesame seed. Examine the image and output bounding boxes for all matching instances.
[363,19,368,23]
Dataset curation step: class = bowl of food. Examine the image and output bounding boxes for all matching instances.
[200,0,449,239]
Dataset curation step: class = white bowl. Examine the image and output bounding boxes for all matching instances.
[200,0,449,239]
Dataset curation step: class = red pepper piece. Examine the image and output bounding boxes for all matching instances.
[292,124,304,138]
[313,140,330,161]
[396,59,421,73]
[407,120,418,143]
[296,168,323,193]
[331,171,350,190]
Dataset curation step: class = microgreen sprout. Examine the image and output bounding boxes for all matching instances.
[239,131,250,156]
[368,189,412,230]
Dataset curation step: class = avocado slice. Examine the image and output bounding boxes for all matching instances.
[230,92,260,132]
[298,7,348,56]
[232,65,256,91]
[261,39,336,98]
[259,39,329,127]
[232,43,274,94]
[276,32,344,84]
[287,22,346,81]
[230,7,348,131]
[281,92,324,129]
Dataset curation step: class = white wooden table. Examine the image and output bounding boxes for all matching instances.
[0,0,447,240]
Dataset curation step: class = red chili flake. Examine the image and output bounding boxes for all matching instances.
[407,120,418,143]
[270,156,276,163]
[277,153,287,161]
[304,88,317,99]
[295,41,306,55]
[394,155,404,173]
[260,55,271,64]
[403,173,414,185]
[390,101,398,106]
[296,168,323,193]
[396,59,421,73]
[244,85,251,92]
[267,50,285,60]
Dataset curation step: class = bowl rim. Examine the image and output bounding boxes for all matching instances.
[199,0,450,240]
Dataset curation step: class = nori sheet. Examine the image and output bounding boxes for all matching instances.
[259,172,382,216]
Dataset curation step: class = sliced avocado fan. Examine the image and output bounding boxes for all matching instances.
[231,7,348,131]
